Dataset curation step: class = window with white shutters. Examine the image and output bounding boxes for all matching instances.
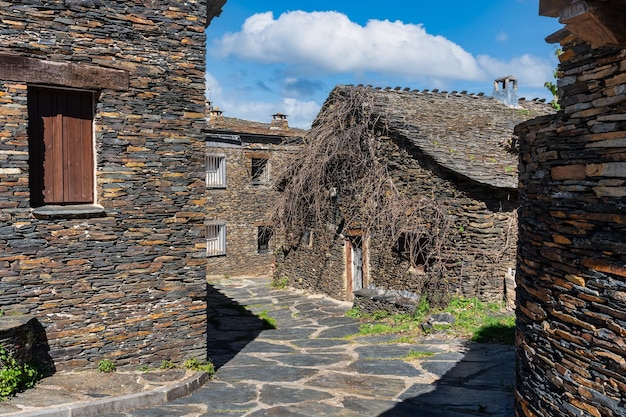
[207,223,226,256]
[206,154,226,188]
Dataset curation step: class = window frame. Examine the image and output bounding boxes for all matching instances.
[27,85,96,207]
[206,153,226,188]
[206,222,226,257]
[257,226,274,254]
[251,157,270,186]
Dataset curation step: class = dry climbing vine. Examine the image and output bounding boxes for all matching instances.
[270,87,458,307]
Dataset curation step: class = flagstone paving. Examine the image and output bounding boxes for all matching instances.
[111,277,516,417]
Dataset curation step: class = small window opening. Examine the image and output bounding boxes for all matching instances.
[251,158,269,185]
[395,233,429,267]
[257,226,274,254]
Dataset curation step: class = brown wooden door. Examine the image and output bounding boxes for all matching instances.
[28,87,94,205]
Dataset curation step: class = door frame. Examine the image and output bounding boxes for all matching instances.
[345,230,367,301]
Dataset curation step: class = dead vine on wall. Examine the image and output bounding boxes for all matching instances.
[270,87,458,306]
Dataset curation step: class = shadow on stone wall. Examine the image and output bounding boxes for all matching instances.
[205,283,269,369]
[31,319,55,377]
[0,316,54,377]
[377,342,515,417]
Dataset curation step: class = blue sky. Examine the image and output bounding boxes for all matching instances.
[205,1,563,128]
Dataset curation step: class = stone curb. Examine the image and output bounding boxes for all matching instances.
[4,371,210,417]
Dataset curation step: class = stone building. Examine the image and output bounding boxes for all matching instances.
[515,1,626,416]
[205,108,305,278]
[274,84,552,308]
[0,0,226,370]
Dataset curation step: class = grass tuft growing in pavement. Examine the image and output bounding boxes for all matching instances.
[345,297,515,344]
[402,350,436,361]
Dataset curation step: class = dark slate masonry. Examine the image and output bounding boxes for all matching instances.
[0,0,226,370]
[515,23,626,417]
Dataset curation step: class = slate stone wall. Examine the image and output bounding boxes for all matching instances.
[0,316,36,366]
[207,141,298,278]
[515,39,626,417]
[276,130,518,304]
[275,229,349,300]
[0,1,210,369]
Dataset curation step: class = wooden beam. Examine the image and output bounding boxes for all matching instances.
[539,0,573,17]
[206,0,227,27]
[0,54,129,91]
[560,1,626,47]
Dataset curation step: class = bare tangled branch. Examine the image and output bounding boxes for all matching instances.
[270,88,461,306]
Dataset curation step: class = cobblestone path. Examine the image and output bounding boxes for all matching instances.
[114,277,515,417]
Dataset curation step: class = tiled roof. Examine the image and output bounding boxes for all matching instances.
[330,85,554,189]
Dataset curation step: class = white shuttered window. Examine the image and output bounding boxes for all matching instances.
[207,223,226,256]
[206,154,226,188]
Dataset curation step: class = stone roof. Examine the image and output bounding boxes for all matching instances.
[328,85,554,189]
[208,115,307,140]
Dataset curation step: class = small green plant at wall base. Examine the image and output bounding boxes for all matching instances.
[0,344,39,400]
[270,275,289,289]
[345,306,362,318]
[183,358,216,377]
[97,359,116,373]
[158,360,176,370]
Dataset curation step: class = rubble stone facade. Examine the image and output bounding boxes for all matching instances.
[515,29,626,417]
[276,85,552,305]
[205,112,304,278]
[0,0,224,369]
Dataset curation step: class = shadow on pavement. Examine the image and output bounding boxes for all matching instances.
[205,283,268,369]
[378,342,515,417]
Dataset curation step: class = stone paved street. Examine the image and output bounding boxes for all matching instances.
[109,277,515,417]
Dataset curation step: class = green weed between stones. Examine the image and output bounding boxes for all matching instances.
[270,275,289,289]
[0,344,39,401]
[257,310,277,329]
[182,358,216,375]
[136,358,216,377]
[97,359,116,373]
[346,297,515,344]
[403,350,436,361]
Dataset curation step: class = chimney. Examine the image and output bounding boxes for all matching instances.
[492,75,519,107]
[270,112,289,131]
[208,106,225,128]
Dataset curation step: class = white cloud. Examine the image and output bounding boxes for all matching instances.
[212,11,485,81]
[477,53,555,88]
[204,74,318,129]
[496,31,508,43]
[281,98,320,129]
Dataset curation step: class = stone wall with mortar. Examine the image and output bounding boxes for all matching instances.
[0,0,216,369]
[515,37,626,417]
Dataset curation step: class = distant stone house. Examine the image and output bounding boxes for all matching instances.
[274,84,553,308]
[0,0,226,370]
[205,108,305,278]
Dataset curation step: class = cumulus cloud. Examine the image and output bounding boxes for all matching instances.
[212,11,485,81]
